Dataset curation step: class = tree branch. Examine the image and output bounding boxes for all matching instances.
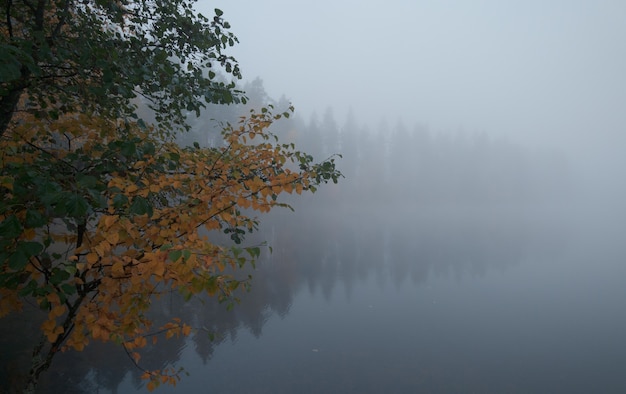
[5,0,13,37]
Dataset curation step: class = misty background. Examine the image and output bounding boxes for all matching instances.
[199,0,626,204]
[4,2,626,393]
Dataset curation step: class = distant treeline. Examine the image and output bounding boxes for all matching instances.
[178,78,575,208]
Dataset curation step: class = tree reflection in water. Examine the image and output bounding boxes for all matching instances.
[1,202,566,393]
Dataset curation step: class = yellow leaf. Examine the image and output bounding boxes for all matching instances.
[86,253,99,265]
[153,261,165,278]
[92,324,100,337]
[46,328,62,343]
[132,352,141,363]
[112,260,124,275]
[50,305,65,319]
[42,320,64,343]
[41,319,56,332]
[185,253,197,267]
[46,292,61,305]
[22,228,36,240]
[134,336,147,348]
[106,232,119,245]
[94,242,107,257]
[103,215,118,229]
[0,176,13,191]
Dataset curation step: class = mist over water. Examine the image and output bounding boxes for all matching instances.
[21,195,625,393]
[169,2,626,390]
[14,134,625,391]
[3,2,625,393]
[212,0,626,202]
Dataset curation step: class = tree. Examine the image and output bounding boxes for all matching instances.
[0,2,341,392]
[1,107,340,393]
[1,0,244,138]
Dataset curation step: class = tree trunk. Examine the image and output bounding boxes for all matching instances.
[0,85,23,139]
[20,292,86,393]
[22,334,54,394]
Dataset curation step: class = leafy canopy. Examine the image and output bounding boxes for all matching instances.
[0,0,341,392]
[1,0,244,136]
[0,107,340,389]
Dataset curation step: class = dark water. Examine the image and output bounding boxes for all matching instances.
[4,203,626,393]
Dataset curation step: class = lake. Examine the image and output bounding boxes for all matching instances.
[5,201,626,393]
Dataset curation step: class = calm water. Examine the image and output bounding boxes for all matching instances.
[5,203,626,393]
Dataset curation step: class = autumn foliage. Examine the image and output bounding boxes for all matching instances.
[0,107,340,390]
[1,1,341,391]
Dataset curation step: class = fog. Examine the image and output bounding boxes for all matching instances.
[197,0,626,199]
[5,2,626,393]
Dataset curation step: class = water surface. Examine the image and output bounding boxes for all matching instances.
[6,203,626,393]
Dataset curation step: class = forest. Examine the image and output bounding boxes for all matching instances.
[180,77,575,210]
[1,1,588,392]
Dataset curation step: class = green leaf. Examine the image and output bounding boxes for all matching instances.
[0,45,23,83]
[65,194,89,217]
[60,283,77,295]
[76,173,98,189]
[246,247,260,259]
[18,241,43,257]
[50,268,71,285]
[137,118,147,130]
[64,265,77,275]
[18,279,38,296]
[25,209,46,228]
[129,196,152,216]
[215,8,223,16]
[182,250,191,261]
[112,193,129,209]
[168,250,182,262]
[0,215,22,239]
[120,141,136,157]
[102,67,114,83]
[38,181,63,207]
[39,298,50,310]
[8,251,29,270]
[142,142,156,156]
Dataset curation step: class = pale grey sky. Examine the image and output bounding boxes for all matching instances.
[197,1,626,159]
